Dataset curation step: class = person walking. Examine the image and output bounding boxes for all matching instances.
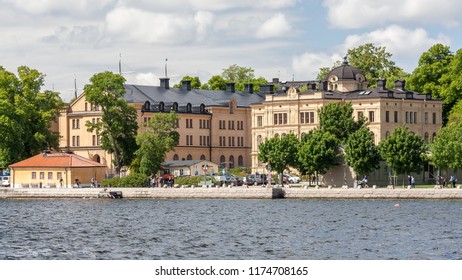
[411,176,416,188]
[449,175,457,188]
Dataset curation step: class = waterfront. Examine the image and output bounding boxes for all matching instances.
[1,199,461,260]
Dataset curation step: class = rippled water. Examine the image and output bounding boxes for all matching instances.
[0,198,461,260]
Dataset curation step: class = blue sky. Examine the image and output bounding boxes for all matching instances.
[1,0,460,101]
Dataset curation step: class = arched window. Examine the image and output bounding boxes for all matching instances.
[432,133,437,141]
[229,155,234,169]
[173,154,179,161]
[187,103,192,113]
[229,100,235,114]
[93,154,100,163]
[274,133,279,138]
[220,155,226,167]
[159,101,165,112]
[238,155,243,167]
[200,103,205,113]
[200,154,206,160]
[187,154,192,160]
[424,132,429,143]
[281,133,286,138]
[143,101,151,111]
[172,102,178,111]
[385,131,390,138]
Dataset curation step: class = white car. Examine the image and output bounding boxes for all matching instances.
[1,176,10,187]
[283,174,301,184]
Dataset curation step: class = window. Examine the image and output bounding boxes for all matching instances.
[220,155,226,166]
[369,111,375,123]
[413,112,417,124]
[187,154,192,160]
[300,112,304,124]
[229,156,234,169]
[358,111,364,120]
[424,112,428,124]
[257,116,263,127]
[394,111,398,123]
[200,155,206,160]
[238,155,244,167]
[57,172,62,180]
[309,112,314,123]
[405,112,409,123]
[48,172,53,180]
[385,111,390,123]
[274,114,278,125]
[274,113,287,125]
[385,131,390,138]
[31,172,36,180]
[173,154,179,160]
[432,112,436,124]
[92,135,96,146]
[424,132,429,143]
[186,119,193,128]
[257,135,262,146]
[40,172,45,180]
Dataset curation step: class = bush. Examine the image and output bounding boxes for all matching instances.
[101,173,148,188]
[174,176,217,186]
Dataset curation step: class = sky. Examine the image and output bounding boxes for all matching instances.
[1,0,461,101]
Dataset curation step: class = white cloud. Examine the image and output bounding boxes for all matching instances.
[3,0,114,16]
[189,0,298,11]
[105,7,196,44]
[257,13,291,39]
[292,52,343,80]
[341,25,451,58]
[194,11,215,42]
[324,0,462,29]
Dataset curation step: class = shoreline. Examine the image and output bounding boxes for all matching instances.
[1,187,462,199]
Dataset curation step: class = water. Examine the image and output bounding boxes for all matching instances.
[1,198,461,260]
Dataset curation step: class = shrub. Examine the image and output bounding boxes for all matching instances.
[174,176,217,186]
[101,173,148,188]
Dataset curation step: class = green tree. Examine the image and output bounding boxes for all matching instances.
[173,76,201,89]
[200,75,226,90]
[429,121,462,174]
[407,44,453,99]
[378,126,426,186]
[344,126,381,178]
[221,64,267,91]
[346,43,405,87]
[298,129,339,185]
[447,99,462,125]
[319,102,365,143]
[84,71,138,175]
[258,133,299,184]
[0,66,63,166]
[134,111,180,176]
[438,48,462,122]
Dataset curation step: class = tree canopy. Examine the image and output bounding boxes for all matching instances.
[319,102,365,143]
[378,126,425,182]
[298,129,339,179]
[258,133,299,183]
[429,121,462,172]
[173,76,201,89]
[84,71,138,174]
[200,64,268,92]
[0,66,63,167]
[134,111,180,176]
[344,126,381,178]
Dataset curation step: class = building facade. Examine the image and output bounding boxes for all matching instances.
[58,79,264,174]
[251,60,443,186]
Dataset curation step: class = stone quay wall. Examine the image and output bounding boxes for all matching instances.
[1,187,461,199]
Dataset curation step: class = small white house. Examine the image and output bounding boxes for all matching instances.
[162,160,219,177]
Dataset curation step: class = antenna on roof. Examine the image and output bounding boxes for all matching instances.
[165,58,168,78]
[74,74,77,99]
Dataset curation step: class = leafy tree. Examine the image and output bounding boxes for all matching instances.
[407,44,453,99]
[447,99,462,125]
[200,75,226,90]
[438,48,462,122]
[378,126,426,186]
[316,60,342,80]
[134,111,180,176]
[84,71,138,175]
[346,43,405,87]
[221,64,267,92]
[173,76,201,89]
[318,102,365,143]
[0,66,63,166]
[258,133,299,184]
[429,121,462,173]
[344,126,381,178]
[298,129,339,185]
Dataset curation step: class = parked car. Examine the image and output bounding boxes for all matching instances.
[246,174,274,185]
[1,176,10,187]
[224,174,243,186]
[283,174,301,184]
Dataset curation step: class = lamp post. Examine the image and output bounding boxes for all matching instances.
[267,163,271,188]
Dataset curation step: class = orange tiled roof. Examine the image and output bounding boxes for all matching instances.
[9,152,106,168]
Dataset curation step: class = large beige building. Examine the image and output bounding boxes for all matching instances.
[58,79,264,174]
[251,60,443,185]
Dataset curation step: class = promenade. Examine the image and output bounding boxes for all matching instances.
[1,186,462,199]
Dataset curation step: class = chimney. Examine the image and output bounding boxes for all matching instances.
[244,83,254,94]
[260,84,274,94]
[307,83,316,90]
[272,78,279,84]
[319,81,328,91]
[394,80,405,91]
[160,78,170,89]
[377,78,387,90]
[181,80,191,91]
[226,82,235,93]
